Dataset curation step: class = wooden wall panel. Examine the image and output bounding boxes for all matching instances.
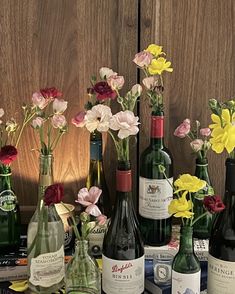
[0,0,138,222]
[139,0,235,197]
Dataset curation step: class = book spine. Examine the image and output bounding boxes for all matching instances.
[0,266,27,282]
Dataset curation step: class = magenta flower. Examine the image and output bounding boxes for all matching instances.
[203,195,225,214]
[44,183,64,206]
[93,81,117,101]
[174,119,191,138]
[40,87,62,99]
[0,145,18,165]
[71,111,86,128]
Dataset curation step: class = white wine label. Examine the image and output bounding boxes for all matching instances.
[102,255,144,294]
[88,221,108,256]
[29,245,65,287]
[139,177,173,219]
[0,190,16,211]
[172,270,201,294]
[208,254,235,293]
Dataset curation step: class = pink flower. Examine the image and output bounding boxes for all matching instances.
[109,110,139,139]
[142,76,158,90]
[131,84,142,96]
[32,92,48,109]
[31,117,44,129]
[97,214,107,225]
[53,98,68,114]
[190,139,204,152]
[85,204,102,217]
[40,87,62,99]
[93,81,117,101]
[200,128,211,137]
[0,108,4,124]
[107,75,125,90]
[0,145,17,165]
[174,119,191,138]
[51,114,67,129]
[71,111,86,127]
[99,67,117,79]
[85,104,112,132]
[133,51,153,68]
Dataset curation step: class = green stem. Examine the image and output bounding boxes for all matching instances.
[61,202,81,240]
[15,110,36,147]
[50,132,63,152]
[192,211,208,226]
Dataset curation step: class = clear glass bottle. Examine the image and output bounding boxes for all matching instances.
[139,111,173,245]
[208,158,235,294]
[193,157,214,239]
[86,131,111,257]
[66,240,101,294]
[0,164,21,251]
[102,160,145,294]
[27,154,65,293]
[172,226,201,293]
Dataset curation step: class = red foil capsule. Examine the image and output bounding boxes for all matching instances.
[151,116,164,138]
[116,170,132,192]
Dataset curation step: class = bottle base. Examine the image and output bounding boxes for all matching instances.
[28,279,64,294]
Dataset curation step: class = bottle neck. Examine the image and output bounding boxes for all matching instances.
[38,154,54,202]
[75,239,89,257]
[90,131,102,161]
[194,158,210,183]
[150,114,164,147]
[178,226,194,254]
[116,160,132,193]
[0,165,12,191]
[225,158,235,193]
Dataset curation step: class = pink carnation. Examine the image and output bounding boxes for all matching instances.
[200,128,211,137]
[71,111,86,128]
[174,119,191,138]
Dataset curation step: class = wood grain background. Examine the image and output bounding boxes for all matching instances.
[0,0,234,223]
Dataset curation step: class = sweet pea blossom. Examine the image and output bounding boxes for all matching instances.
[99,67,117,79]
[71,111,86,128]
[85,104,112,132]
[142,76,158,90]
[190,139,204,152]
[51,114,67,129]
[0,108,4,124]
[133,51,153,68]
[97,214,107,226]
[107,75,125,90]
[109,110,139,139]
[174,119,191,138]
[31,117,44,129]
[53,98,68,114]
[32,92,47,109]
[131,84,142,96]
[200,128,211,137]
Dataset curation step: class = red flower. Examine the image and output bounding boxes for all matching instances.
[44,183,64,206]
[40,87,62,99]
[0,145,18,165]
[93,81,117,101]
[203,195,225,214]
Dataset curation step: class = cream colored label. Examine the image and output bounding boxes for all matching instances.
[208,254,235,294]
[139,177,173,219]
[102,255,144,294]
[172,270,201,294]
[88,221,108,256]
[29,246,65,287]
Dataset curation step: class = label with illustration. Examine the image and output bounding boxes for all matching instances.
[0,190,17,211]
[139,177,173,219]
[172,270,201,294]
[29,246,65,287]
[208,254,235,293]
[102,255,144,294]
[88,221,108,256]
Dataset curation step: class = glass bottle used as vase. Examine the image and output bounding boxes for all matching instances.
[65,239,101,294]
[172,226,201,293]
[0,164,21,251]
[27,154,65,293]
[193,157,214,239]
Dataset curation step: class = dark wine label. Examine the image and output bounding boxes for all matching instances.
[116,170,132,192]
[151,116,164,138]
[90,140,102,160]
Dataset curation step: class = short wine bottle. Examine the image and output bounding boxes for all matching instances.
[172,226,201,293]
[86,131,112,257]
[139,111,173,245]
[102,161,145,294]
[193,157,214,239]
[208,158,235,294]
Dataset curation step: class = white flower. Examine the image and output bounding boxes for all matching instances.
[51,114,67,129]
[110,110,139,139]
[0,108,4,124]
[32,92,47,109]
[85,104,112,133]
[5,118,18,132]
[99,67,117,79]
[142,76,158,90]
[53,98,68,114]
[131,84,142,96]
[31,117,44,129]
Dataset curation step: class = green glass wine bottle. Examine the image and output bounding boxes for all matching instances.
[0,164,21,252]
[139,111,173,245]
[193,157,214,239]
[172,226,201,293]
[86,131,112,257]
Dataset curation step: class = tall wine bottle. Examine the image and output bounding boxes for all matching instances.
[139,111,173,245]
[102,161,145,294]
[208,158,235,294]
[86,131,111,257]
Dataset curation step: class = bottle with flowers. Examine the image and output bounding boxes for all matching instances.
[0,100,38,251]
[27,87,68,293]
[207,98,235,294]
[159,166,225,293]
[73,68,145,294]
[133,44,174,246]
[174,119,214,239]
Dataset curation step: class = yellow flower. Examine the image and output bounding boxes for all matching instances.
[145,44,164,57]
[174,174,206,193]
[168,194,194,219]
[148,57,173,75]
[210,124,235,153]
[209,109,233,129]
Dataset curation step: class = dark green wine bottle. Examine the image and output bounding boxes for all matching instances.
[0,164,21,251]
[139,111,173,246]
[172,226,201,293]
[193,157,214,239]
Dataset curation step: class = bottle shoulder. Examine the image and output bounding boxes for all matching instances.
[173,252,200,272]
[140,145,173,162]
